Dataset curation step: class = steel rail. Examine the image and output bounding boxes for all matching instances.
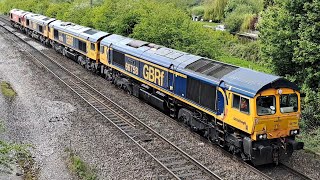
[279,163,313,180]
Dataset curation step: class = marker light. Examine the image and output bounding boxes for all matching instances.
[290,129,299,135]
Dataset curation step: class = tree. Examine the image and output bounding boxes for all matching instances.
[294,1,320,90]
[224,0,263,32]
[259,2,300,76]
[191,6,205,16]
[203,0,228,21]
[259,0,320,129]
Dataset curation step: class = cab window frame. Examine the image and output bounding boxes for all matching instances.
[232,94,250,114]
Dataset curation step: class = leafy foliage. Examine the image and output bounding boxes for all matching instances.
[224,0,263,32]
[203,0,228,21]
[297,128,320,153]
[191,5,205,16]
[202,0,263,32]
[228,41,261,62]
[260,0,320,130]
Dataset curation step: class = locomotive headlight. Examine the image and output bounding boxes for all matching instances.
[257,134,267,140]
[263,134,267,139]
[290,129,299,135]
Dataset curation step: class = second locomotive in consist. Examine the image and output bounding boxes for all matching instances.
[9,9,304,166]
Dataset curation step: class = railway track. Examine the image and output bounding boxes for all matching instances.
[0,16,313,180]
[0,17,223,180]
[256,162,313,180]
[278,163,312,180]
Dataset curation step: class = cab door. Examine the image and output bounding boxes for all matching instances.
[87,42,97,60]
[224,92,254,134]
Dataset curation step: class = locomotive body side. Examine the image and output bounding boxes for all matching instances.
[48,20,109,64]
[9,9,29,29]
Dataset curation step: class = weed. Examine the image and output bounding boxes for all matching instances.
[0,81,16,98]
[17,151,38,180]
[0,121,36,179]
[66,148,97,180]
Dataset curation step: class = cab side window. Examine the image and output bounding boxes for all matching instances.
[39,25,43,33]
[91,43,95,51]
[232,94,250,114]
[232,94,240,109]
[100,46,104,53]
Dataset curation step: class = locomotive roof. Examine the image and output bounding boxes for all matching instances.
[101,34,201,70]
[49,20,109,43]
[221,68,300,97]
[102,34,299,97]
[25,13,55,25]
[10,9,30,17]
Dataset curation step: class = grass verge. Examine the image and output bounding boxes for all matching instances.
[0,81,16,97]
[218,55,272,73]
[297,128,320,155]
[0,120,36,179]
[66,148,97,180]
[193,21,219,28]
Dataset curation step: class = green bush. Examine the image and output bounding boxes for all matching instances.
[191,5,205,16]
[203,0,228,21]
[228,41,261,62]
[224,0,264,15]
[297,128,320,153]
[223,0,263,32]
[300,89,320,130]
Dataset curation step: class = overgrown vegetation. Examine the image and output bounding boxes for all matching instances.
[0,81,16,98]
[66,148,97,180]
[0,121,36,179]
[192,0,264,62]
[0,0,269,72]
[195,0,264,32]
[297,128,320,154]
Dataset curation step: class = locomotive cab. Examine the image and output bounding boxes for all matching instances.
[246,87,304,165]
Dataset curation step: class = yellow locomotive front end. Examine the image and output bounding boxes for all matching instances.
[247,88,304,165]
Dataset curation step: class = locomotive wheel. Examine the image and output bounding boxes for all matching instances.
[123,85,132,95]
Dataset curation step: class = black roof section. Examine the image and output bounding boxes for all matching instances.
[185,58,238,79]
